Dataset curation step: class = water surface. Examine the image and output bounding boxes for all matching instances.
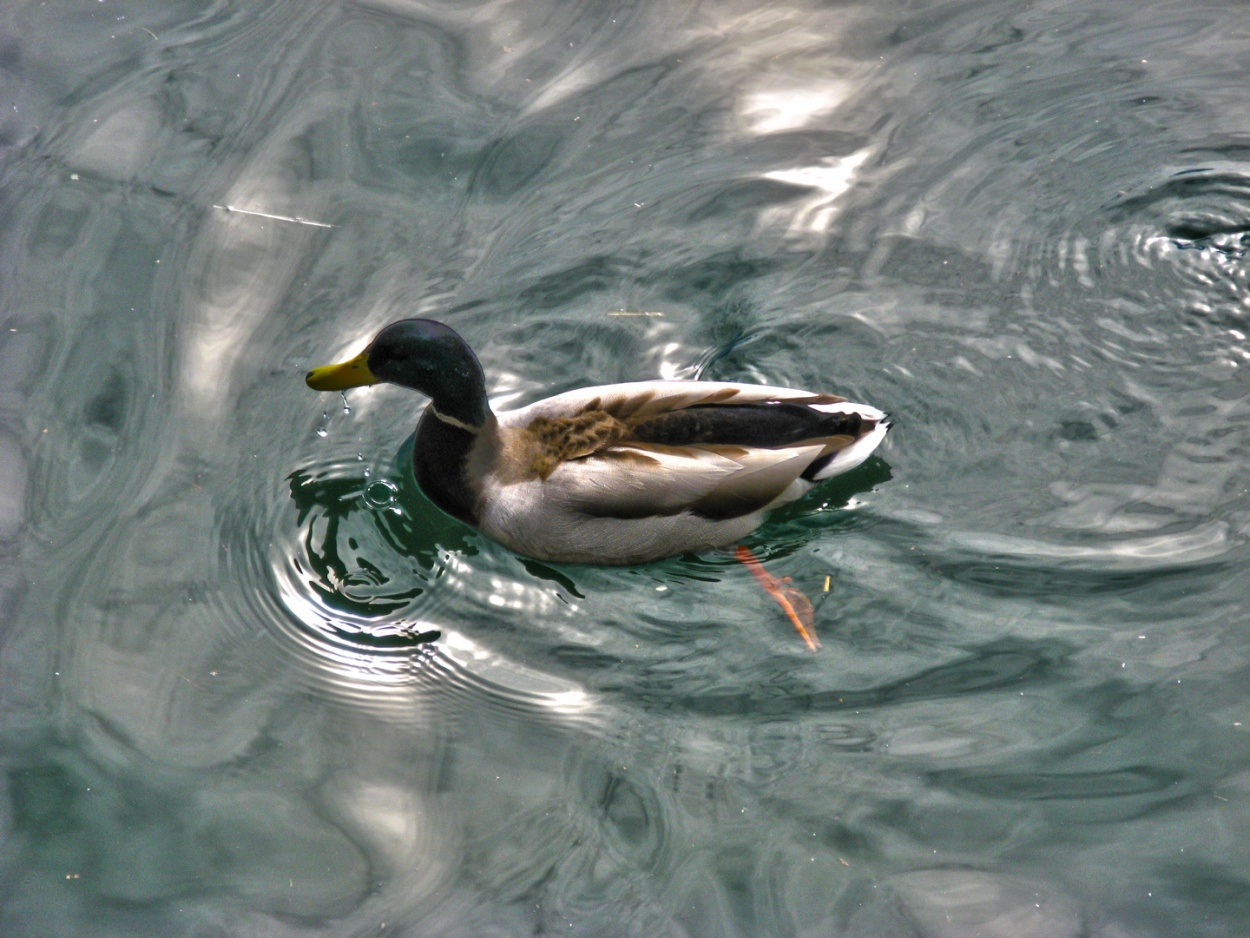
[1,0,1248,935]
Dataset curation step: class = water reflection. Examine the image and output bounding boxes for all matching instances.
[762,148,873,237]
[3,0,1250,934]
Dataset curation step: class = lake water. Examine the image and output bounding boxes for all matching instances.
[1,0,1248,935]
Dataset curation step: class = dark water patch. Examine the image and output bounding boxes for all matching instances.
[931,552,1231,603]
[519,559,586,599]
[659,251,783,305]
[470,123,568,199]
[515,255,637,310]
[623,638,1071,718]
[1154,862,1250,909]
[932,764,1187,803]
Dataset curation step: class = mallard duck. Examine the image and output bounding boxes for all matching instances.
[306,319,890,565]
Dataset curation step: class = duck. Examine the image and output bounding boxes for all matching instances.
[306,319,890,566]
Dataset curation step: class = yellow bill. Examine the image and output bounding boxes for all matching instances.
[305,351,379,391]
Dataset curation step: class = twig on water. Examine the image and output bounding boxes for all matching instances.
[213,205,336,228]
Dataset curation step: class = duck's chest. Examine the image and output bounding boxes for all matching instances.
[413,410,482,527]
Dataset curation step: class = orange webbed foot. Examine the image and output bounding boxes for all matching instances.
[735,546,820,652]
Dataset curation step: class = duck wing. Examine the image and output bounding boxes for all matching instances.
[509,380,854,423]
[552,440,830,521]
[498,381,885,522]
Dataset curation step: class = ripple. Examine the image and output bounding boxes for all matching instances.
[934,764,1188,803]
[947,524,1232,571]
[5,0,1250,935]
[625,637,1072,719]
[273,455,608,730]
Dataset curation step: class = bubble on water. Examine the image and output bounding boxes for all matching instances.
[362,480,398,510]
[314,411,332,438]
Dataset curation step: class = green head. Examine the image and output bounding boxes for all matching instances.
[305,319,489,427]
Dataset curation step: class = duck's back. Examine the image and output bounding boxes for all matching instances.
[464,381,888,564]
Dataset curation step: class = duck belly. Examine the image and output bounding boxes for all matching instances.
[477,482,765,564]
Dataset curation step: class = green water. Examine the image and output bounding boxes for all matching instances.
[1,0,1248,935]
